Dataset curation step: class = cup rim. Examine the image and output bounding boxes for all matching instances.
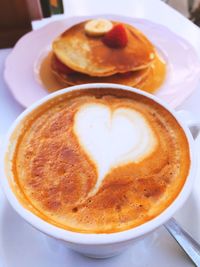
[1,83,197,245]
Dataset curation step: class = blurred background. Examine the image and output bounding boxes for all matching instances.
[1,0,200,48]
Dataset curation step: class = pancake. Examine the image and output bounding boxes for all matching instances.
[52,21,155,77]
[51,53,151,87]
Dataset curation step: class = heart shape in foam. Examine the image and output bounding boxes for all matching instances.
[74,103,157,195]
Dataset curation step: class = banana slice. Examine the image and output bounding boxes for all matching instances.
[84,19,113,37]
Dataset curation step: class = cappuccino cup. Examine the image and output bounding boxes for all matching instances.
[1,83,199,258]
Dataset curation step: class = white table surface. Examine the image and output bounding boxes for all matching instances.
[0,0,200,266]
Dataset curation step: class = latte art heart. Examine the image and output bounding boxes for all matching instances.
[74,103,157,195]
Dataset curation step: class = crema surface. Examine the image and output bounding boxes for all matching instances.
[9,89,190,233]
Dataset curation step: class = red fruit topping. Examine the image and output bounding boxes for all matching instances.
[54,55,76,74]
[102,24,128,48]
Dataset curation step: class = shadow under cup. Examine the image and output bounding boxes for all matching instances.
[0,83,197,258]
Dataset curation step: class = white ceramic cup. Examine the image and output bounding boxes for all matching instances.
[1,83,199,258]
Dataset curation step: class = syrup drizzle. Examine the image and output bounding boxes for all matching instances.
[39,51,166,93]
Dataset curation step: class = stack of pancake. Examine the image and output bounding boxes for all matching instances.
[50,19,165,92]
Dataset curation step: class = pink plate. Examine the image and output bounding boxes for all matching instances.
[4,14,200,108]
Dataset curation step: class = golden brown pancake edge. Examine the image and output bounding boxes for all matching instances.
[52,21,155,77]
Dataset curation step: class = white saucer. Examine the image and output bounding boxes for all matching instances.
[0,134,199,267]
[4,14,200,108]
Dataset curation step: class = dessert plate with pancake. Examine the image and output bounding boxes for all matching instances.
[4,15,200,107]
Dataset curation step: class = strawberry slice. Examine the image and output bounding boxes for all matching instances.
[102,24,128,48]
[53,55,76,74]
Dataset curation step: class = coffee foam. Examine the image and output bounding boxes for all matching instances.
[10,89,190,234]
[73,103,157,195]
